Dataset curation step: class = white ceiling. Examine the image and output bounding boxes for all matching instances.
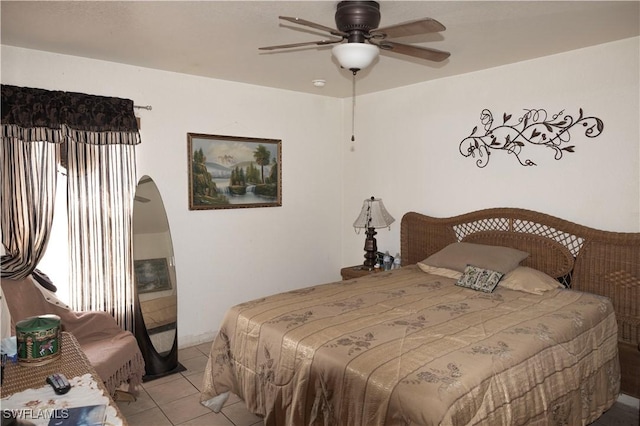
[1,1,639,98]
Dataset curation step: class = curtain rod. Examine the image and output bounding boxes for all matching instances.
[134,105,152,111]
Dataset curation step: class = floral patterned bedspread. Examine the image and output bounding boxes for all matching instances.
[200,265,620,425]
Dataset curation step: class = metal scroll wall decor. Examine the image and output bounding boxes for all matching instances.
[458,108,604,168]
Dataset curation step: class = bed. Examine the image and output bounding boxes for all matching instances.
[200,208,640,425]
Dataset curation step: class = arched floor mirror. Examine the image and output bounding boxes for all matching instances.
[133,175,185,380]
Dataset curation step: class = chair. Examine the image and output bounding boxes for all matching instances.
[1,274,145,396]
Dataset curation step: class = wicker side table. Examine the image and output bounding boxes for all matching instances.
[0,332,127,424]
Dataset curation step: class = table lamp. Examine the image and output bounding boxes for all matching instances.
[353,196,395,270]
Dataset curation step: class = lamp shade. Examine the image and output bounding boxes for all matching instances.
[332,43,379,71]
[353,197,395,229]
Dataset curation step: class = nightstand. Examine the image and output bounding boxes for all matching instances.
[340,265,383,280]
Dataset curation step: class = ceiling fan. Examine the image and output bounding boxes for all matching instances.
[259,0,450,73]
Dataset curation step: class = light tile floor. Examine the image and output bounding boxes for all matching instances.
[117,341,262,426]
[117,340,639,426]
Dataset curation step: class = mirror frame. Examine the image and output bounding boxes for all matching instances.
[133,175,185,380]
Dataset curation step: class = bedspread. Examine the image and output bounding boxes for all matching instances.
[201,266,619,425]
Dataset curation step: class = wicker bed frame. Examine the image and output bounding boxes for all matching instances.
[400,207,640,398]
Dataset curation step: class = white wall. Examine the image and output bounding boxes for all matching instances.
[341,37,640,266]
[1,46,344,347]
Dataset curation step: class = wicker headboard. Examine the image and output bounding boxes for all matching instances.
[400,207,640,398]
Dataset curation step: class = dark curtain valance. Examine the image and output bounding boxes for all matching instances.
[1,84,140,145]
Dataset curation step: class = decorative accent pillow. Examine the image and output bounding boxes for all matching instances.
[420,242,529,274]
[456,265,504,293]
[417,263,463,280]
[500,266,563,295]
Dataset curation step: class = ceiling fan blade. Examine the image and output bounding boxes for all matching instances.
[279,16,348,38]
[259,38,343,51]
[371,18,446,39]
[373,40,450,62]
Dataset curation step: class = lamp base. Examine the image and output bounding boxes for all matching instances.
[362,227,377,270]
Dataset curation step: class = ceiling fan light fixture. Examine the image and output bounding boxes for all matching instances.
[332,43,379,72]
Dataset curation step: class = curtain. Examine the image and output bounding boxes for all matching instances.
[67,142,138,330]
[1,84,140,329]
[0,139,58,279]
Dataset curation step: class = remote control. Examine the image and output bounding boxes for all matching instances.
[46,373,71,395]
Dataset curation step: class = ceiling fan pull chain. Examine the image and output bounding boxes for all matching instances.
[351,71,356,145]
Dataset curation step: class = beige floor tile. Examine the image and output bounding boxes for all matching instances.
[180,354,209,374]
[179,346,204,362]
[195,341,213,355]
[116,388,157,417]
[142,371,183,389]
[182,367,204,380]
[226,393,242,405]
[176,410,235,426]
[221,401,263,426]
[159,393,212,425]
[183,370,205,392]
[126,406,173,426]
[146,375,199,405]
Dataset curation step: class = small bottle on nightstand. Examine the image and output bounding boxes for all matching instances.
[383,251,391,271]
[393,253,401,269]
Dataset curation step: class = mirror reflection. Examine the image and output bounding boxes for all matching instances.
[133,176,177,359]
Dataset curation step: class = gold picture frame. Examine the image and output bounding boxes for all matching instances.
[188,133,282,210]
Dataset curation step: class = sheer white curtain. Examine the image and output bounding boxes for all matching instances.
[67,141,138,330]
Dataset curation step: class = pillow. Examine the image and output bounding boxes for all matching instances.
[417,263,463,280]
[455,265,503,293]
[500,266,563,295]
[420,242,529,274]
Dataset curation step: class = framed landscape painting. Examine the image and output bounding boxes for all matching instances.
[188,133,282,210]
[134,258,172,294]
